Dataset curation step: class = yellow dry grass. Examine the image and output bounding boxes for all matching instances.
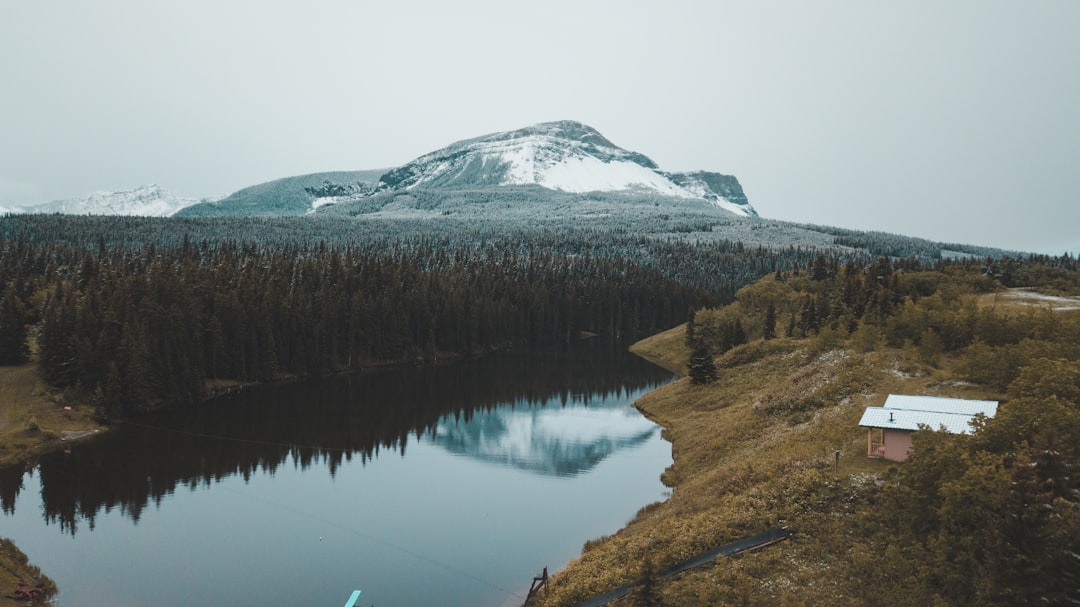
[0,362,104,468]
[531,326,1005,607]
[628,324,689,376]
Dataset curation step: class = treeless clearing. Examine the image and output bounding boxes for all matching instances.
[0,362,104,468]
[978,288,1080,312]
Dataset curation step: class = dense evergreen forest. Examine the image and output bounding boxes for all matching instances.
[0,212,1032,424]
[0,213,853,420]
[0,239,700,419]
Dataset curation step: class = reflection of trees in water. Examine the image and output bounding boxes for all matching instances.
[0,463,24,515]
[2,344,671,535]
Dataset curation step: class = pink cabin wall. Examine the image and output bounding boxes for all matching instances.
[882,429,913,461]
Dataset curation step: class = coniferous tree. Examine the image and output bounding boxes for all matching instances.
[762,301,777,340]
[685,307,697,347]
[0,285,29,365]
[118,321,156,414]
[98,362,123,421]
[811,254,830,281]
[38,285,79,385]
[688,342,718,385]
[725,318,748,351]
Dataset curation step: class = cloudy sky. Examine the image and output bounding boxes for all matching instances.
[2,1,1077,253]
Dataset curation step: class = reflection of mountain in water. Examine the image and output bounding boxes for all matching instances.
[0,343,673,534]
[431,396,659,477]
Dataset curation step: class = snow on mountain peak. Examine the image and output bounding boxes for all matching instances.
[7,121,755,220]
[376,121,756,217]
[2,184,207,217]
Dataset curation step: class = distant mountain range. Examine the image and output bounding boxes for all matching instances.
[1,121,757,220]
[0,184,213,217]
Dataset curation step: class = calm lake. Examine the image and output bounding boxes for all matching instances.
[1,343,673,607]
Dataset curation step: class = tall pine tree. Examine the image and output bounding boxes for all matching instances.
[763,301,777,340]
[0,285,29,365]
[688,342,718,385]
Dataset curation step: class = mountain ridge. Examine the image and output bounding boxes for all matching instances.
[3,121,755,219]
[0,184,212,217]
[366,120,755,218]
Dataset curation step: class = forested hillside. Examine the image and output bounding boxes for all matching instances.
[0,238,706,420]
[0,213,1024,424]
[532,254,1080,607]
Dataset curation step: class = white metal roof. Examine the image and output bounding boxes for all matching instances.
[858,394,998,434]
[882,394,998,417]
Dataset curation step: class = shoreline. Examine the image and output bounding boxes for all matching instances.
[0,363,107,469]
[0,348,479,471]
[526,328,906,605]
[2,339,644,607]
[0,351,483,605]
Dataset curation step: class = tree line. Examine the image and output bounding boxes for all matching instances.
[0,231,713,419]
[1,214,1026,420]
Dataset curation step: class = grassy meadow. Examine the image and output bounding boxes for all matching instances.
[0,361,103,468]
[530,259,1080,607]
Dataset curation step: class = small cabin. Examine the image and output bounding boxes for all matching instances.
[858,394,998,461]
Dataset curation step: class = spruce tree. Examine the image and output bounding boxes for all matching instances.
[0,285,29,365]
[684,307,697,347]
[763,301,777,340]
[688,342,717,385]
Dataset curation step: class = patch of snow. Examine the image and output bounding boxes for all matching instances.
[712,198,755,217]
[309,196,340,213]
[537,156,696,197]
[5,184,204,217]
[408,131,705,198]
[1002,289,1080,311]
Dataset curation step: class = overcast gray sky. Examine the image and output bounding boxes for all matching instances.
[2,1,1077,254]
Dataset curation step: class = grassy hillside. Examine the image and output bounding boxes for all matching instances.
[530,258,1080,607]
[0,362,103,468]
[0,539,56,607]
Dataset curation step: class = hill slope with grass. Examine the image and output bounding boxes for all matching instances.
[0,363,103,467]
[530,256,1080,607]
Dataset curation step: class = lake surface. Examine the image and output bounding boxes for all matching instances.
[1,343,673,607]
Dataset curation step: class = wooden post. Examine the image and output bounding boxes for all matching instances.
[526,566,549,603]
[834,449,840,473]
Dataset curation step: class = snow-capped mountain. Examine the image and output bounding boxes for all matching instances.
[375,120,756,217]
[1,184,204,217]
[13,121,755,219]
